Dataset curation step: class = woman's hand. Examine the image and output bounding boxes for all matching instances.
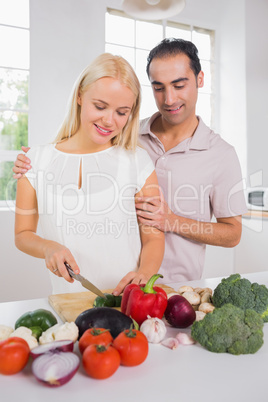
[43,240,80,283]
[112,271,150,296]
[13,146,31,179]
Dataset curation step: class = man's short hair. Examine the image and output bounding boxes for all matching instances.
[146,38,201,78]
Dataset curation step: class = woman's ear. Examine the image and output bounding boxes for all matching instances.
[77,91,82,105]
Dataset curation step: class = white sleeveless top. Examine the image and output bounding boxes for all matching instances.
[25,144,154,294]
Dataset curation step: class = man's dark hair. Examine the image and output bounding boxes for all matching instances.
[146,38,201,78]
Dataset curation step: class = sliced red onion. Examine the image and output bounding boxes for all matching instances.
[32,351,80,387]
[30,340,74,359]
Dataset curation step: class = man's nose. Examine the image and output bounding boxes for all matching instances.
[165,88,176,105]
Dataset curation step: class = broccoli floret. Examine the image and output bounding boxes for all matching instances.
[191,304,264,355]
[212,274,268,322]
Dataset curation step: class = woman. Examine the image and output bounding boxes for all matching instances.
[15,53,164,296]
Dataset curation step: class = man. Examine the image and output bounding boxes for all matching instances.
[135,38,247,283]
[13,38,247,283]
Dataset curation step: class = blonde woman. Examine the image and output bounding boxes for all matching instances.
[15,53,164,296]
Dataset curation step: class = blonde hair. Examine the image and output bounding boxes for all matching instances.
[54,53,141,150]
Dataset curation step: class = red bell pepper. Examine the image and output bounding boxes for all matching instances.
[121,274,168,326]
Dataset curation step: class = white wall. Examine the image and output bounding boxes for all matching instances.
[1,0,267,302]
[245,0,268,187]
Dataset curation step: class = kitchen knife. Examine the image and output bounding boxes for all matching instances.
[65,262,107,299]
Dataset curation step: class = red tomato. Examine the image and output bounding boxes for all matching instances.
[82,344,120,379]
[0,337,30,375]
[78,328,113,354]
[113,329,148,366]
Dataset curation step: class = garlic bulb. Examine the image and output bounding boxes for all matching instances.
[140,316,167,343]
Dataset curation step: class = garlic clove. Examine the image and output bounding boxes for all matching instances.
[175,332,195,345]
[161,337,179,350]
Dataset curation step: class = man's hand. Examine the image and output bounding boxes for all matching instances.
[135,193,176,232]
[13,146,31,179]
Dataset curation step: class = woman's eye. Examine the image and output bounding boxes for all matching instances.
[95,105,105,110]
[117,111,127,116]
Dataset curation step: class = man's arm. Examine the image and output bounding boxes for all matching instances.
[135,195,242,248]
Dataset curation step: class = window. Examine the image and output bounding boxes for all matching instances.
[105,9,215,125]
[0,0,29,204]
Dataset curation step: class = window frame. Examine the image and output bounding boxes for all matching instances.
[0,16,29,208]
[105,8,215,126]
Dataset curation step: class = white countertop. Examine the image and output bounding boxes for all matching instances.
[1,272,267,402]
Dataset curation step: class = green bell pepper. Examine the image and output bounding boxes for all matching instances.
[93,293,122,308]
[15,308,57,340]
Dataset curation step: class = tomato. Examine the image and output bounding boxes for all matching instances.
[82,344,120,379]
[78,328,113,354]
[113,328,148,366]
[0,337,30,375]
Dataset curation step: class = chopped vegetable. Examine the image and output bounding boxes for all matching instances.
[30,340,74,359]
[93,293,122,308]
[32,350,79,387]
[191,303,264,355]
[121,274,168,326]
[140,316,167,343]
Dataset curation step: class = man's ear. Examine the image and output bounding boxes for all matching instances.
[197,71,204,88]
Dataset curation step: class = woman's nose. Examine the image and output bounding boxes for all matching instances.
[102,111,114,126]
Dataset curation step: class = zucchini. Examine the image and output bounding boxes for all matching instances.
[75,307,133,339]
[93,293,122,308]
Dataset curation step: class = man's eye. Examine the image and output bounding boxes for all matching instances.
[174,85,184,89]
[154,87,163,92]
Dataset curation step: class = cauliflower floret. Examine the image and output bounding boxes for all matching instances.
[39,322,78,344]
[9,326,38,350]
[0,325,14,340]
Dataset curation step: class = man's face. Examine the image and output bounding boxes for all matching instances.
[148,53,204,127]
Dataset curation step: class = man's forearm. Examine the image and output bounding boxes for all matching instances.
[167,213,242,248]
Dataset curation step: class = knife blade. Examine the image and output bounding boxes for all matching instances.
[65,263,107,299]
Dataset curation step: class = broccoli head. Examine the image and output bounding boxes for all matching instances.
[191,303,264,355]
[212,274,268,322]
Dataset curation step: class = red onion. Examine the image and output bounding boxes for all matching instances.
[32,351,80,387]
[30,340,74,359]
[164,295,196,328]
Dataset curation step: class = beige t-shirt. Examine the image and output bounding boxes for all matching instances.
[25,144,154,294]
[139,114,248,283]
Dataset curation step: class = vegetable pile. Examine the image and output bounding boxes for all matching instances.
[0,273,267,386]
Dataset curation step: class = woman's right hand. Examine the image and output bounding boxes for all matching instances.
[13,146,31,179]
[43,240,80,283]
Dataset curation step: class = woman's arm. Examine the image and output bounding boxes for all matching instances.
[15,176,79,282]
[113,171,165,295]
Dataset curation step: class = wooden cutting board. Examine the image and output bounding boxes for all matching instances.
[48,284,176,323]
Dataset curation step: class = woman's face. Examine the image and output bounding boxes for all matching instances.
[77,77,135,151]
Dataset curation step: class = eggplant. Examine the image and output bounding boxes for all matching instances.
[75,307,133,339]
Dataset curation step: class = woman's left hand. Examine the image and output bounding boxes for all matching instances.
[112,271,150,296]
